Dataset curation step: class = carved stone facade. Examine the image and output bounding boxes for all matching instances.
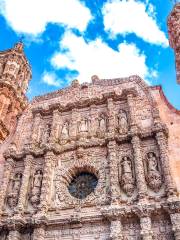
[0,6,180,239]
[0,73,179,240]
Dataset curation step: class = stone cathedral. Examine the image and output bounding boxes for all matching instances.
[0,3,180,240]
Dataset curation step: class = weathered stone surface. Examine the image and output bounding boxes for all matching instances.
[0,6,180,238]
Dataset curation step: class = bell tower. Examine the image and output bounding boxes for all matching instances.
[0,42,31,143]
[168,2,180,83]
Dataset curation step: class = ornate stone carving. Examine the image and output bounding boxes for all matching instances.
[60,121,69,144]
[29,169,43,207]
[144,152,162,192]
[6,172,22,208]
[117,110,128,134]
[119,156,135,197]
[78,117,89,133]
[96,113,107,138]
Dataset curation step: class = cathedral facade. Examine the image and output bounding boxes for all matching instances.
[0,3,180,240]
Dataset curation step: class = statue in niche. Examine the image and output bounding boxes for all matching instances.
[78,118,89,133]
[145,152,162,192]
[7,172,22,208]
[29,170,43,206]
[117,110,128,134]
[60,121,69,144]
[119,156,135,196]
[97,114,107,138]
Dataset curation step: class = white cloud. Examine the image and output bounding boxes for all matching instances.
[0,0,92,35]
[102,0,168,47]
[42,71,60,87]
[51,31,156,83]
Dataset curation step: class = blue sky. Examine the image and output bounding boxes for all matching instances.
[0,0,179,109]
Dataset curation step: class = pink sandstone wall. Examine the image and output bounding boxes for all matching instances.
[151,86,180,193]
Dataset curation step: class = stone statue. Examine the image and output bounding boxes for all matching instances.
[79,118,88,133]
[97,114,107,138]
[30,170,43,206]
[119,156,135,196]
[99,114,107,132]
[146,152,162,192]
[117,110,128,134]
[7,172,22,208]
[61,121,69,139]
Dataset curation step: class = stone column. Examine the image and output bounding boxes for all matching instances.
[131,131,148,200]
[33,226,45,240]
[170,213,180,240]
[156,131,176,197]
[140,216,153,240]
[16,154,33,213]
[108,140,119,204]
[7,230,21,240]
[0,158,14,213]
[110,219,123,240]
[40,151,55,214]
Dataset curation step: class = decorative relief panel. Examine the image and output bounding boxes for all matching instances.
[53,147,107,209]
[45,221,110,240]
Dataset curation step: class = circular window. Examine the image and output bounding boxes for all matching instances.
[68,172,98,199]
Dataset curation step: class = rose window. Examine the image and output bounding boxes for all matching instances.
[68,172,98,199]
